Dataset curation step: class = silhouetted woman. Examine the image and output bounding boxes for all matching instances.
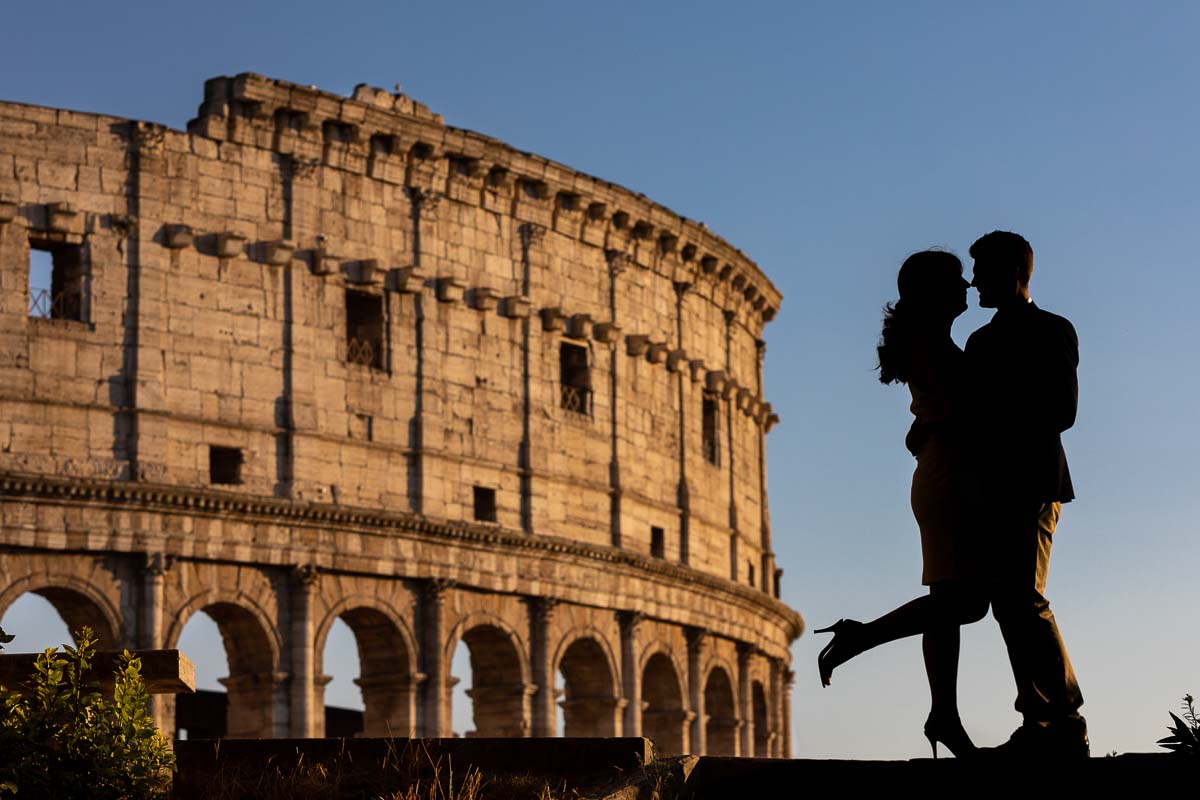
[816,250,989,758]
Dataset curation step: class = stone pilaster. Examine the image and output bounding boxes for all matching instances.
[755,338,772,593]
[782,667,795,759]
[686,626,707,755]
[606,248,627,549]
[517,222,546,534]
[357,671,422,737]
[418,578,454,736]
[674,281,692,565]
[221,670,287,738]
[724,310,739,579]
[768,656,782,757]
[126,122,171,482]
[289,564,319,737]
[527,595,559,737]
[618,610,643,737]
[141,553,171,733]
[737,643,753,757]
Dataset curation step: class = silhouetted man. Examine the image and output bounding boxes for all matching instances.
[966,230,1088,758]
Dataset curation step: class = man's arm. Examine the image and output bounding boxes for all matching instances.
[1040,316,1079,434]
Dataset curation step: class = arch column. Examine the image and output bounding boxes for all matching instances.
[618,611,642,737]
[561,696,624,737]
[527,596,558,737]
[737,644,753,757]
[290,564,319,737]
[221,670,286,738]
[768,657,782,757]
[467,683,536,737]
[686,627,707,755]
[782,667,794,758]
[418,578,453,737]
[357,671,422,737]
[140,553,170,733]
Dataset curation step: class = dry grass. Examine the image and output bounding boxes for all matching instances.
[179,739,635,800]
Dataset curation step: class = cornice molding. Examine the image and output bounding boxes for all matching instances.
[0,471,804,641]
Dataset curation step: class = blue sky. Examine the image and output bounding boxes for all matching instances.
[3,1,1199,758]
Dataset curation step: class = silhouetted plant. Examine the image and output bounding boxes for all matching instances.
[0,626,12,651]
[1158,694,1200,755]
[0,627,175,798]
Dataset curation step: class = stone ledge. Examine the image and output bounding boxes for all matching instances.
[0,648,195,695]
[681,753,1187,797]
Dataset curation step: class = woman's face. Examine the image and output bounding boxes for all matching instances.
[917,264,970,320]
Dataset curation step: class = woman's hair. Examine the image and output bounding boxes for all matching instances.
[877,250,963,385]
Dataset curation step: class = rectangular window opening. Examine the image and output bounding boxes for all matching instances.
[559,342,592,415]
[651,526,665,559]
[473,486,497,523]
[748,561,756,588]
[209,446,243,485]
[275,109,305,134]
[345,289,384,369]
[702,393,720,465]
[370,134,395,156]
[324,120,355,144]
[28,238,85,322]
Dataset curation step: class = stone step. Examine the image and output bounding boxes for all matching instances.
[681,753,1188,796]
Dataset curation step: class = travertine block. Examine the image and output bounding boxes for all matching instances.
[666,349,688,373]
[566,314,592,340]
[469,287,499,311]
[389,266,426,293]
[435,277,465,303]
[216,231,247,258]
[262,239,295,265]
[499,295,531,319]
[539,307,566,331]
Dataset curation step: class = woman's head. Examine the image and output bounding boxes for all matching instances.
[878,250,968,384]
[896,250,969,319]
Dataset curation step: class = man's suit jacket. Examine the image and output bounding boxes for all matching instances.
[964,301,1078,505]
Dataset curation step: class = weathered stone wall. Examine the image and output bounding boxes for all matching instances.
[0,74,798,756]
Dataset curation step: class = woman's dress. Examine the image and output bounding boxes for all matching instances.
[907,335,981,586]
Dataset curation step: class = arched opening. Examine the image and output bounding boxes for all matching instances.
[319,618,363,736]
[557,637,619,737]
[752,680,770,757]
[0,587,118,651]
[642,652,686,756]
[703,667,738,756]
[172,603,277,739]
[319,607,416,737]
[451,624,530,737]
[0,592,74,653]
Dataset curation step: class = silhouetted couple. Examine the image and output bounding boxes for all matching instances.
[817,231,1088,759]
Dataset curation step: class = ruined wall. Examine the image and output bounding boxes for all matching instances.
[0,74,797,756]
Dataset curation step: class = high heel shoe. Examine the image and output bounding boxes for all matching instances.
[815,619,864,687]
[923,713,977,759]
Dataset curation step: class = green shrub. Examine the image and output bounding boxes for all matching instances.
[0,627,175,798]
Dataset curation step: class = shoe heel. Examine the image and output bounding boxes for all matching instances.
[925,733,938,759]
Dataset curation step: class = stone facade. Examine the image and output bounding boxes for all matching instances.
[0,74,800,756]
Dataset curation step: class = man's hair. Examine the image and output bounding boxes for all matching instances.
[969,230,1034,286]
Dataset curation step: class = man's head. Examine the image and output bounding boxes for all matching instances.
[970,230,1033,308]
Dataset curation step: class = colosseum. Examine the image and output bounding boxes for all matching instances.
[0,73,801,757]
